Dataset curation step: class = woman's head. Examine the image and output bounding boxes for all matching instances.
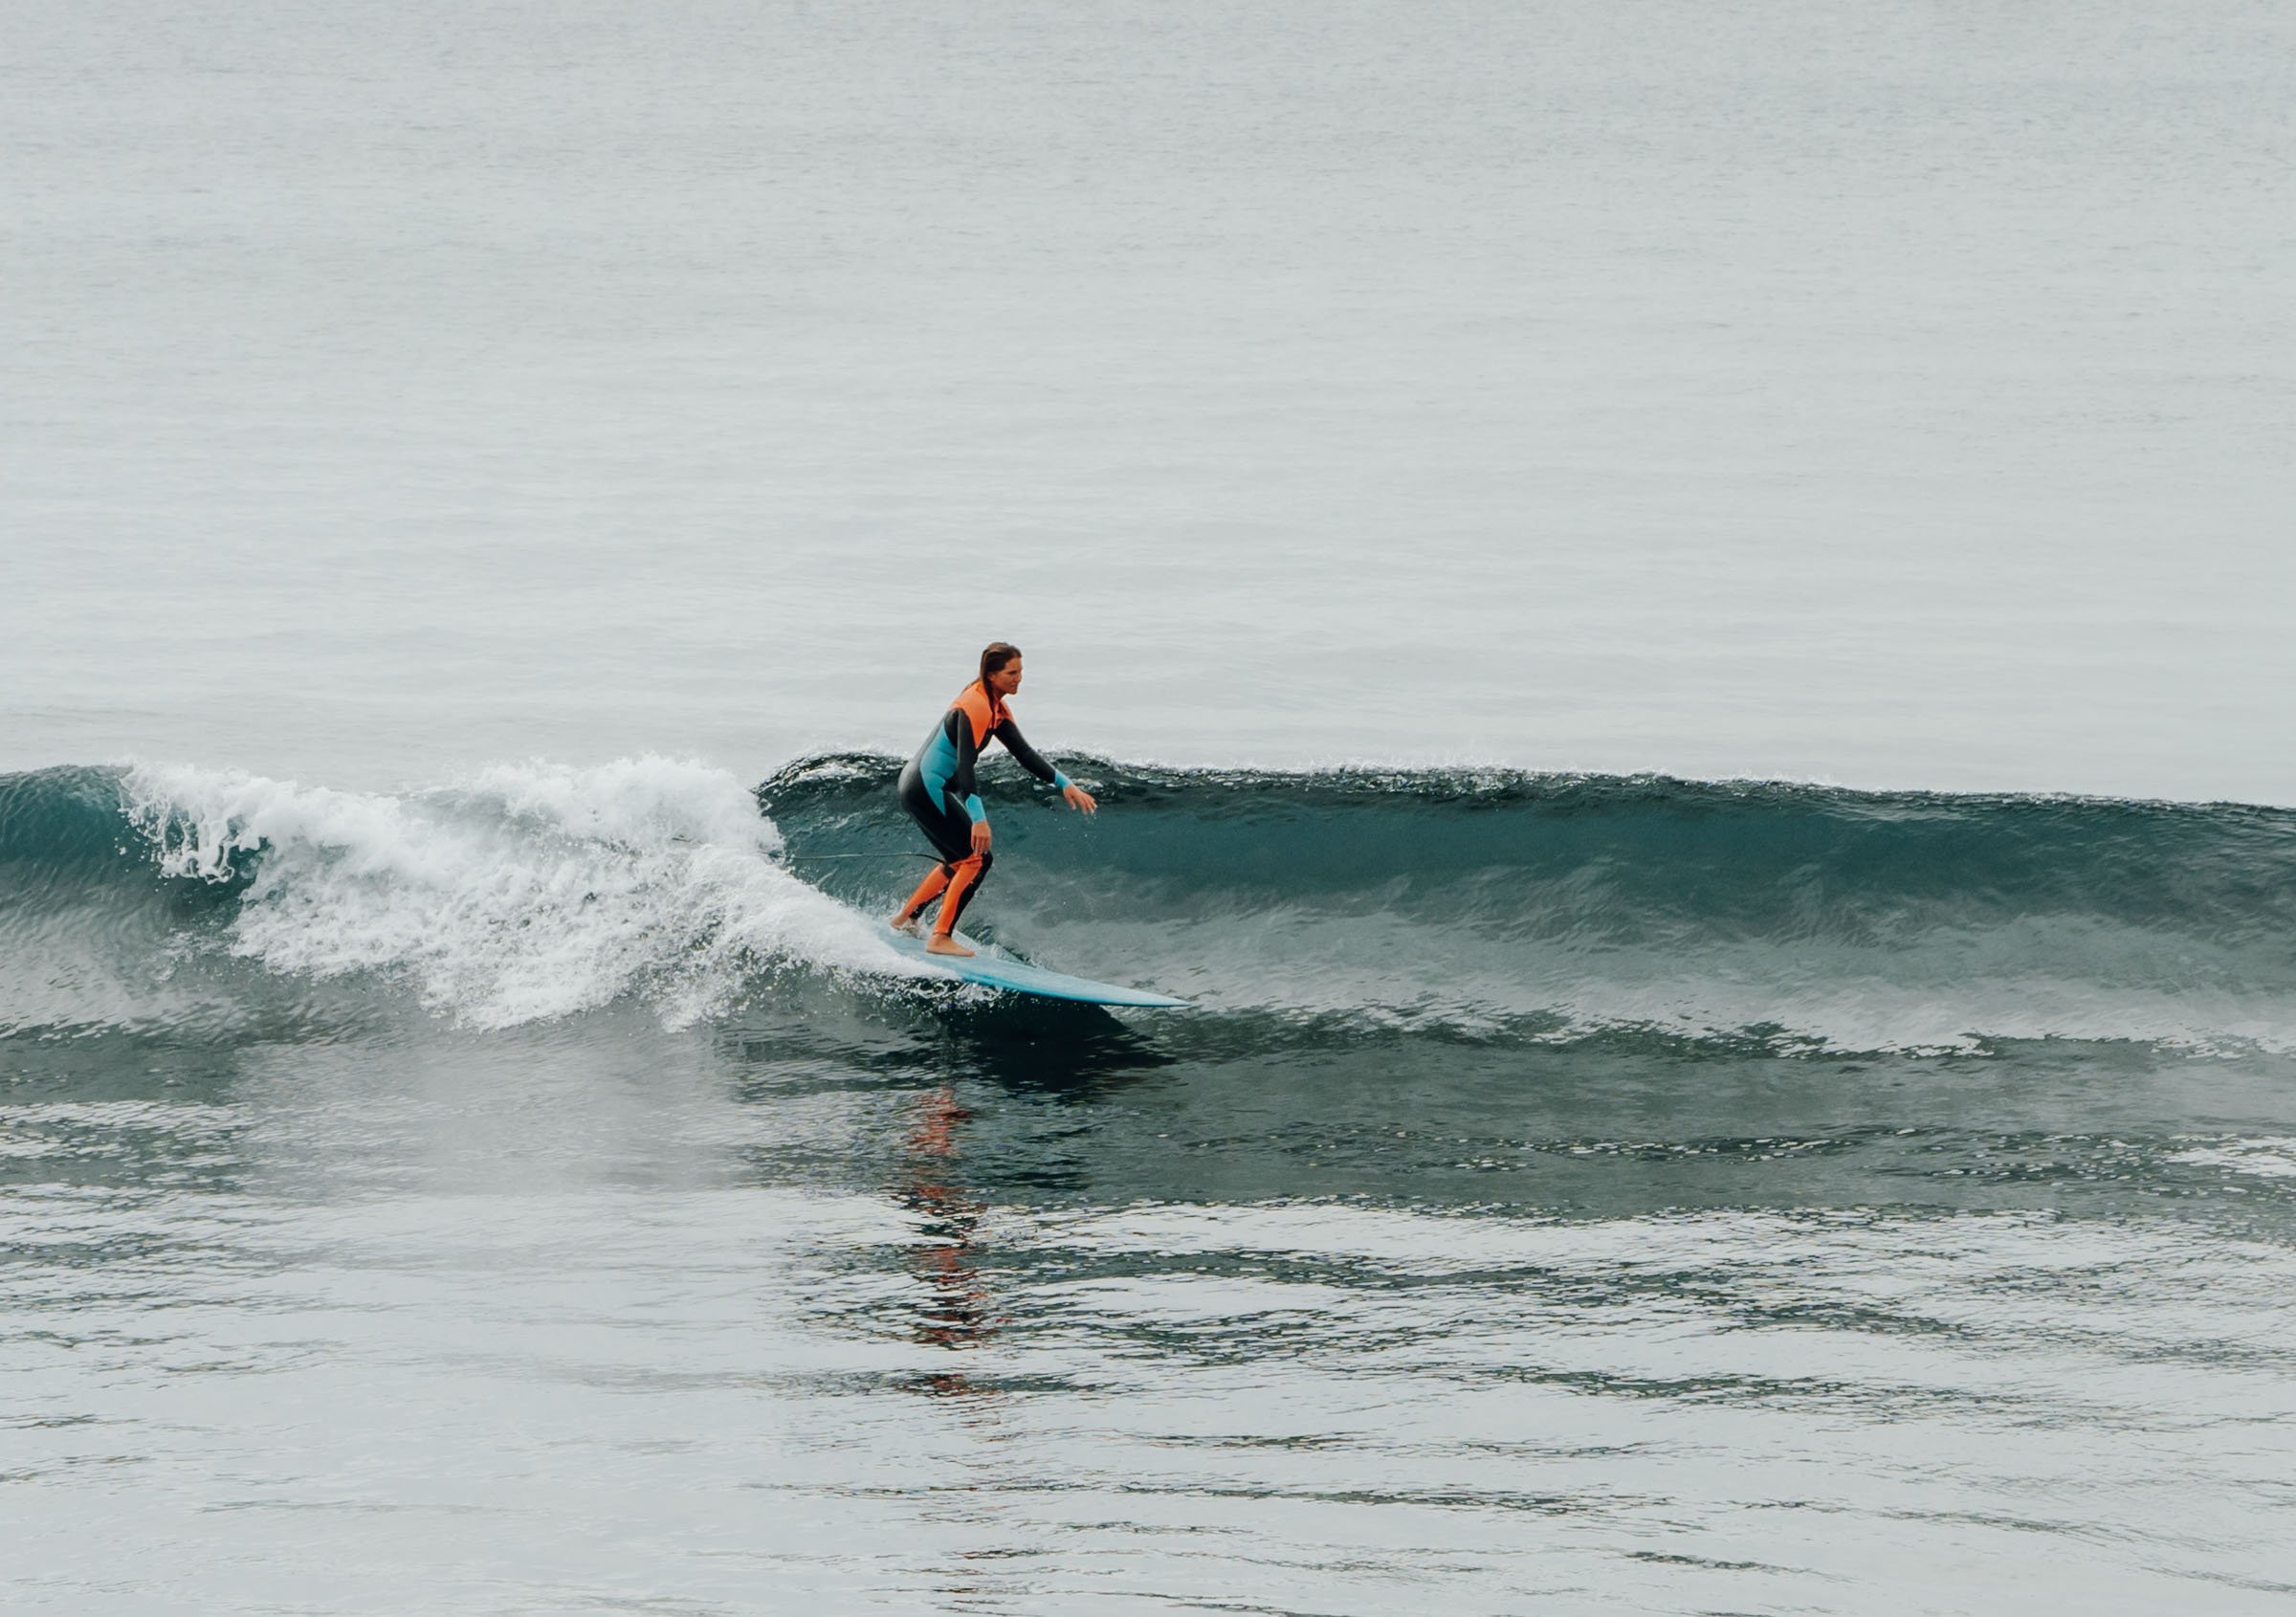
[980,642,1024,699]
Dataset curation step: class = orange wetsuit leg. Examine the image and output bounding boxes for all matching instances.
[933,853,990,938]
[894,864,951,926]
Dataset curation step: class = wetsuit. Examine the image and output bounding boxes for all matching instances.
[893,680,1073,937]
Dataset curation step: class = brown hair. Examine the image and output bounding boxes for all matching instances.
[978,641,1021,697]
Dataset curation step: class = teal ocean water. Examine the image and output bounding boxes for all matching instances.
[6,1,2294,1611]
[7,758,2296,1610]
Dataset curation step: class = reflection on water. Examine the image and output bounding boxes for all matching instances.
[901,1086,997,1391]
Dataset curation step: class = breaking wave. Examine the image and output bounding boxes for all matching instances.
[5,753,2295,1052]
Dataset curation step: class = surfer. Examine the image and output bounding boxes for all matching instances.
[889,642,1097,956]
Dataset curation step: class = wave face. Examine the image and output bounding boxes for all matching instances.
[6,755,2295,1054]
[762,754,2296,1055]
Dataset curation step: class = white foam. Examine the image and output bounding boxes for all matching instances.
[121,758,918,1030]
[2168,1138,2296,1180]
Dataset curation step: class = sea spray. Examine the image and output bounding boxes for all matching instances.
[116,758,897,1029]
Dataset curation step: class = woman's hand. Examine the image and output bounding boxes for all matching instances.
[1063,784,1097,814]
[970,818,992,855]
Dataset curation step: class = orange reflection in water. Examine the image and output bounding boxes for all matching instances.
[899,1087,999,1399]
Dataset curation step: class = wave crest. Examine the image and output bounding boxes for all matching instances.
[115,758,887,1030]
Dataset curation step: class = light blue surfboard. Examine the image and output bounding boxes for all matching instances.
[885,928,1190,1008]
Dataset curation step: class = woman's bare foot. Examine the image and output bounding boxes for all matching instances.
[887,913,921,936]
[924,934,975,958]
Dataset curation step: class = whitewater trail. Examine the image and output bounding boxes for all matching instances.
[119,758,906,1030]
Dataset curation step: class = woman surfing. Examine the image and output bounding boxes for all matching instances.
[889,642,1097,956]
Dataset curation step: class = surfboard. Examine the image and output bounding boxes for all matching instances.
[884,927,1191,1008]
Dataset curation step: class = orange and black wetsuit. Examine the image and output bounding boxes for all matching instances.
[893,680,1073,938]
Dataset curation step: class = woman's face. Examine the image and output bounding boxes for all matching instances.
[988,657,1024,698]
